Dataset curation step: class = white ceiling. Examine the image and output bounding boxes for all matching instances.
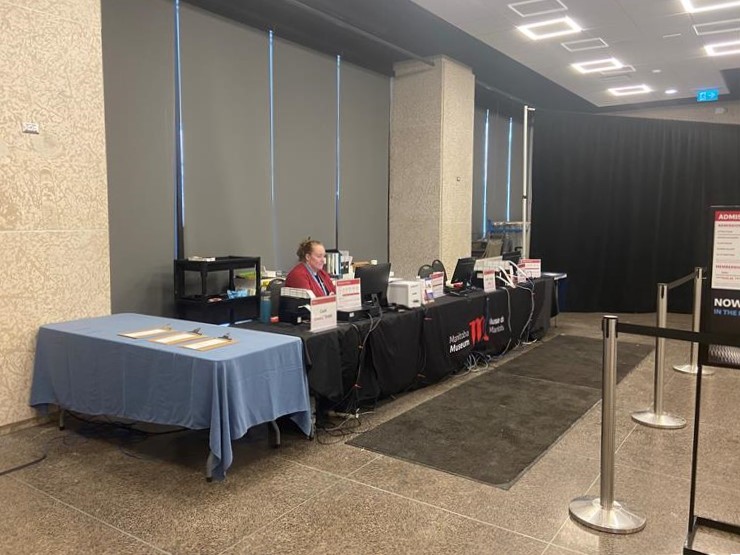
[410,0,740,107]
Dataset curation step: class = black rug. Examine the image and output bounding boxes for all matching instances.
[348,335,653,489]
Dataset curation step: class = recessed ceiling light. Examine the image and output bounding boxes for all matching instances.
[517,17,582,40]
[608,84,652,96]
[693,18,740,35]
[571,58,624,73]
[600,64,635,76]
[705,38,740,55]
[508,0,567,18]
[665,89,678,94]
[681,0,740,13]
[662,33,682,38]
[561,38,608,52]
[652,69,662,73]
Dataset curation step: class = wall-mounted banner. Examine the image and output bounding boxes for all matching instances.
[700,206,740,369]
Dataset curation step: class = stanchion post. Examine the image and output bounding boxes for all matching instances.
[632,285,687,429]
[674,267,714,376]
[600,315,617,510]
[569,316,646,534]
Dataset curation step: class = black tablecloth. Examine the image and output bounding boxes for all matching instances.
[235,277,553,405]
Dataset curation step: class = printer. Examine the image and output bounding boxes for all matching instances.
[387,279,422,309]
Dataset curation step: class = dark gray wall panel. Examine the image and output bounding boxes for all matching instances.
[509,118,524,222]
[180,6,272,266]
[472,107,486,239]
[339,62,390,262]
[488,112,510,223]
[273,39,336,271]
[102,0,175,316]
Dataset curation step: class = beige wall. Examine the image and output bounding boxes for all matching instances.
[0,0,111,429]
[612,99,740,125]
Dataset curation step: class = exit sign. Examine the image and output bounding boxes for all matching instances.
[697,88,719,102]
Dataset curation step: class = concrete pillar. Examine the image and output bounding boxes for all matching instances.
[389,56,475,279]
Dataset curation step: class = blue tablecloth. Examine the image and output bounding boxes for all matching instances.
[30,313,311,480]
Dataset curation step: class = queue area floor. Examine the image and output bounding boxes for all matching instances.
[1,312,739,555]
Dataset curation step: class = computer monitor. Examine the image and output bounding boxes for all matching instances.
[502,251,521,266]
[450,257,476,287]
[355,263,391,306]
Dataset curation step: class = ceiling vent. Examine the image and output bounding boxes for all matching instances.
[508,0,567,18]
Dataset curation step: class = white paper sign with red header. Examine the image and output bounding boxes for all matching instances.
[483,269,496,293]
[310,296,337,332]
[431,271,445,298]
[336,278,362,311]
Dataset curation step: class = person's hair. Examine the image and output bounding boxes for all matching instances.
[296,238,322,261]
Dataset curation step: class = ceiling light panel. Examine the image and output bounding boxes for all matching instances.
[681,0,740,13]
[705,38,740,55]
[693,18,740,35]
[599,64,635,76]
[508,0,567,18]
[561,37,608,52]
[571,58,624,73]
[608,84,652,96]
[517,16,581,40]
[599,74,633,85]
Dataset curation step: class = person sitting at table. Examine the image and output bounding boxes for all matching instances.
[285,238,336,297]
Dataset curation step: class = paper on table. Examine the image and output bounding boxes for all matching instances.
[119,326,172,339]
[149,332,202,345]
[181,337,236,351]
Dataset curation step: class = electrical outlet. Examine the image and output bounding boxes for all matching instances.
[22,122,40,134]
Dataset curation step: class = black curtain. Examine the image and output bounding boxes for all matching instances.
[530,110,740,313]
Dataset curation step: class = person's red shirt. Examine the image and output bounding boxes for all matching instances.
[285,263,336,297]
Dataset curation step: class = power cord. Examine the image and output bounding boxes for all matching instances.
[0,451,47,477]
[314,409,374,445]
[0,426,61,477]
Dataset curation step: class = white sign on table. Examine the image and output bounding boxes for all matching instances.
[336,278,362,310]
[431,271,445,298]
[310,296,337,332]
[483,269,496,293]
[421,278,435,304]
[519,258,542,279]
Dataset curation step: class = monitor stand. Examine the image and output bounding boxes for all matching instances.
[337,308,363,322]
[361,298,382,318]
[361,304,382,318]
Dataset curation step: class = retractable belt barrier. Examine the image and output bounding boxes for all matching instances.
[631,272,694,430]
[569,315,740,542]
[673,268,714,376]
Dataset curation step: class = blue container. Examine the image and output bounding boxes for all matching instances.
[260,292,271,323]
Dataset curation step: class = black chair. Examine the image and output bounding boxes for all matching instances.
[267,278,284,317]
[418,264,434,278]
[482,237,504,259]
[431,259,447,283]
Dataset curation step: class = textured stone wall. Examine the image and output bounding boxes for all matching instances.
[0,0,110,428]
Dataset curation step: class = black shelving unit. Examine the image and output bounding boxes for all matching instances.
[174,256,261,325]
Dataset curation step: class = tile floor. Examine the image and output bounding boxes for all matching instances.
[1,313,739,554]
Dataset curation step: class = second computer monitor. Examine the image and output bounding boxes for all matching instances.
[355,262,391,306]
[450,257,476,287]
[502,251,521,266]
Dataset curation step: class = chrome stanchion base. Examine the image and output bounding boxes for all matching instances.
[631,410,686,429]
[673,363,714,376]
[569,496,646,534]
